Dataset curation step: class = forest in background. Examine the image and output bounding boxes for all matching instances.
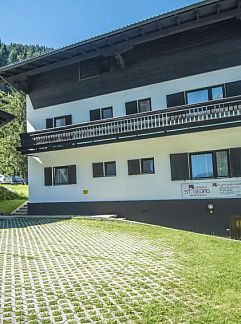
[0,41,51,178]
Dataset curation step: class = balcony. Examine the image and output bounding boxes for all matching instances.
[20,96,241,154]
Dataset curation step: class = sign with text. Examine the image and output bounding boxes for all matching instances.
[182,181,241,199]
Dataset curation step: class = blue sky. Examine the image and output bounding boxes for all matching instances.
[1,0,199,48]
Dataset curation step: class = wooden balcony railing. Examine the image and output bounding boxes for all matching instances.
[20,96,241,153]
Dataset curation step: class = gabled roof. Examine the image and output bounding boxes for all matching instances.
[0,109,15,127]
[0,0,240,88]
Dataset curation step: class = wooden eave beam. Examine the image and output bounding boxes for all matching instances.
[3,6,241,83]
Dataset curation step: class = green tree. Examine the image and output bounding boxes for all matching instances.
[0,92,27,178]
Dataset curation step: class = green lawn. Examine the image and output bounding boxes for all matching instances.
[0,185,28,214]
[74,219,241,323]
[0,217,240,323]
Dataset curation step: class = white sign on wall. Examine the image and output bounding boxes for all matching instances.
[182,181,241,199]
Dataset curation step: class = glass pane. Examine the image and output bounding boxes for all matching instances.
[138,99,151,112]
[128,159,140,175]
[92,163,104,178]
[216,151,229,177]
[55,117,66,127]
[105,162,116,177]
[54,167,68,185]
[102,107,113,119]
[191,153,214,179]
[212,86,224,100]
[142,158,155,174]
[187,90,209,104]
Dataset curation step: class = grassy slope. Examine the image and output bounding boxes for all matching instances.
[0,185,28,214]
[73,219,241,323]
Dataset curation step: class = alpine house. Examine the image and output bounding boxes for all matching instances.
[0,0,241,237]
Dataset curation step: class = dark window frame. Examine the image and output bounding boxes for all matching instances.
[92,161,117,178]
[138,98,152,113]
[141,158,155,174]
[101,107,113,120]
[45,165,76,186]
[53,166,69,185]
[125,98,152,115]
[189,149,230,180]
[54,115,68,128]
[128,158,155,176]
[185,84,225,105]
[104,161,116,177]
[90,106,113,121]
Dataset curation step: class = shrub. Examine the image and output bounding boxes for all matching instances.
[0,186,19,200]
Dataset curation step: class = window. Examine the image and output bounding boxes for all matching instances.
[187,89,209,105]
[190,153,214,179]
[128,158,155,175]
[54,167,69,185]
[216,151,229,177]
[171,148,241,181]
[141,158,155,174]
[190,150,230,179]
[102,107,113,119]
[92,161,116,178]
[125,98,151,115]
[105,162,116,177]
[46,115,72,129]
[54,117,67,127]
[186,85,224,105]
[44,165,76,186]
[90,107,113,121]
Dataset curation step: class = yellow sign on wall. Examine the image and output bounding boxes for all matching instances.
[83,189,89,195]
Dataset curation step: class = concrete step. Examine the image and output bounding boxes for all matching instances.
[11,202,29,216]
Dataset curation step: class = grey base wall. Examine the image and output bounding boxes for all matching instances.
[28,199,241,237]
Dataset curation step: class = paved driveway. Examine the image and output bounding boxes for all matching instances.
[0,217,200,323]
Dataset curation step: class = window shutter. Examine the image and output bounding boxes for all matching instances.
[128,159,141,175]
[92,163,104,177]
[46,118,53,129]
[230,148,241,177]
[125,101,138,115]
[90,109,101,121]
[68,165,77,184]
[44,167,52,186]
[225,80,241,98]
[166,92,185,108]
[66,115,72,125]
[170,153,189,181]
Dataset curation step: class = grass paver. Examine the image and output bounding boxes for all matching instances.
[0,217,240,323]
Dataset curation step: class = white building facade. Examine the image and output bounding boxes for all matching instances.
[1,0,241,236]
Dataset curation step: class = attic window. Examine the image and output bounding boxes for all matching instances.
[78,60,99,80]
